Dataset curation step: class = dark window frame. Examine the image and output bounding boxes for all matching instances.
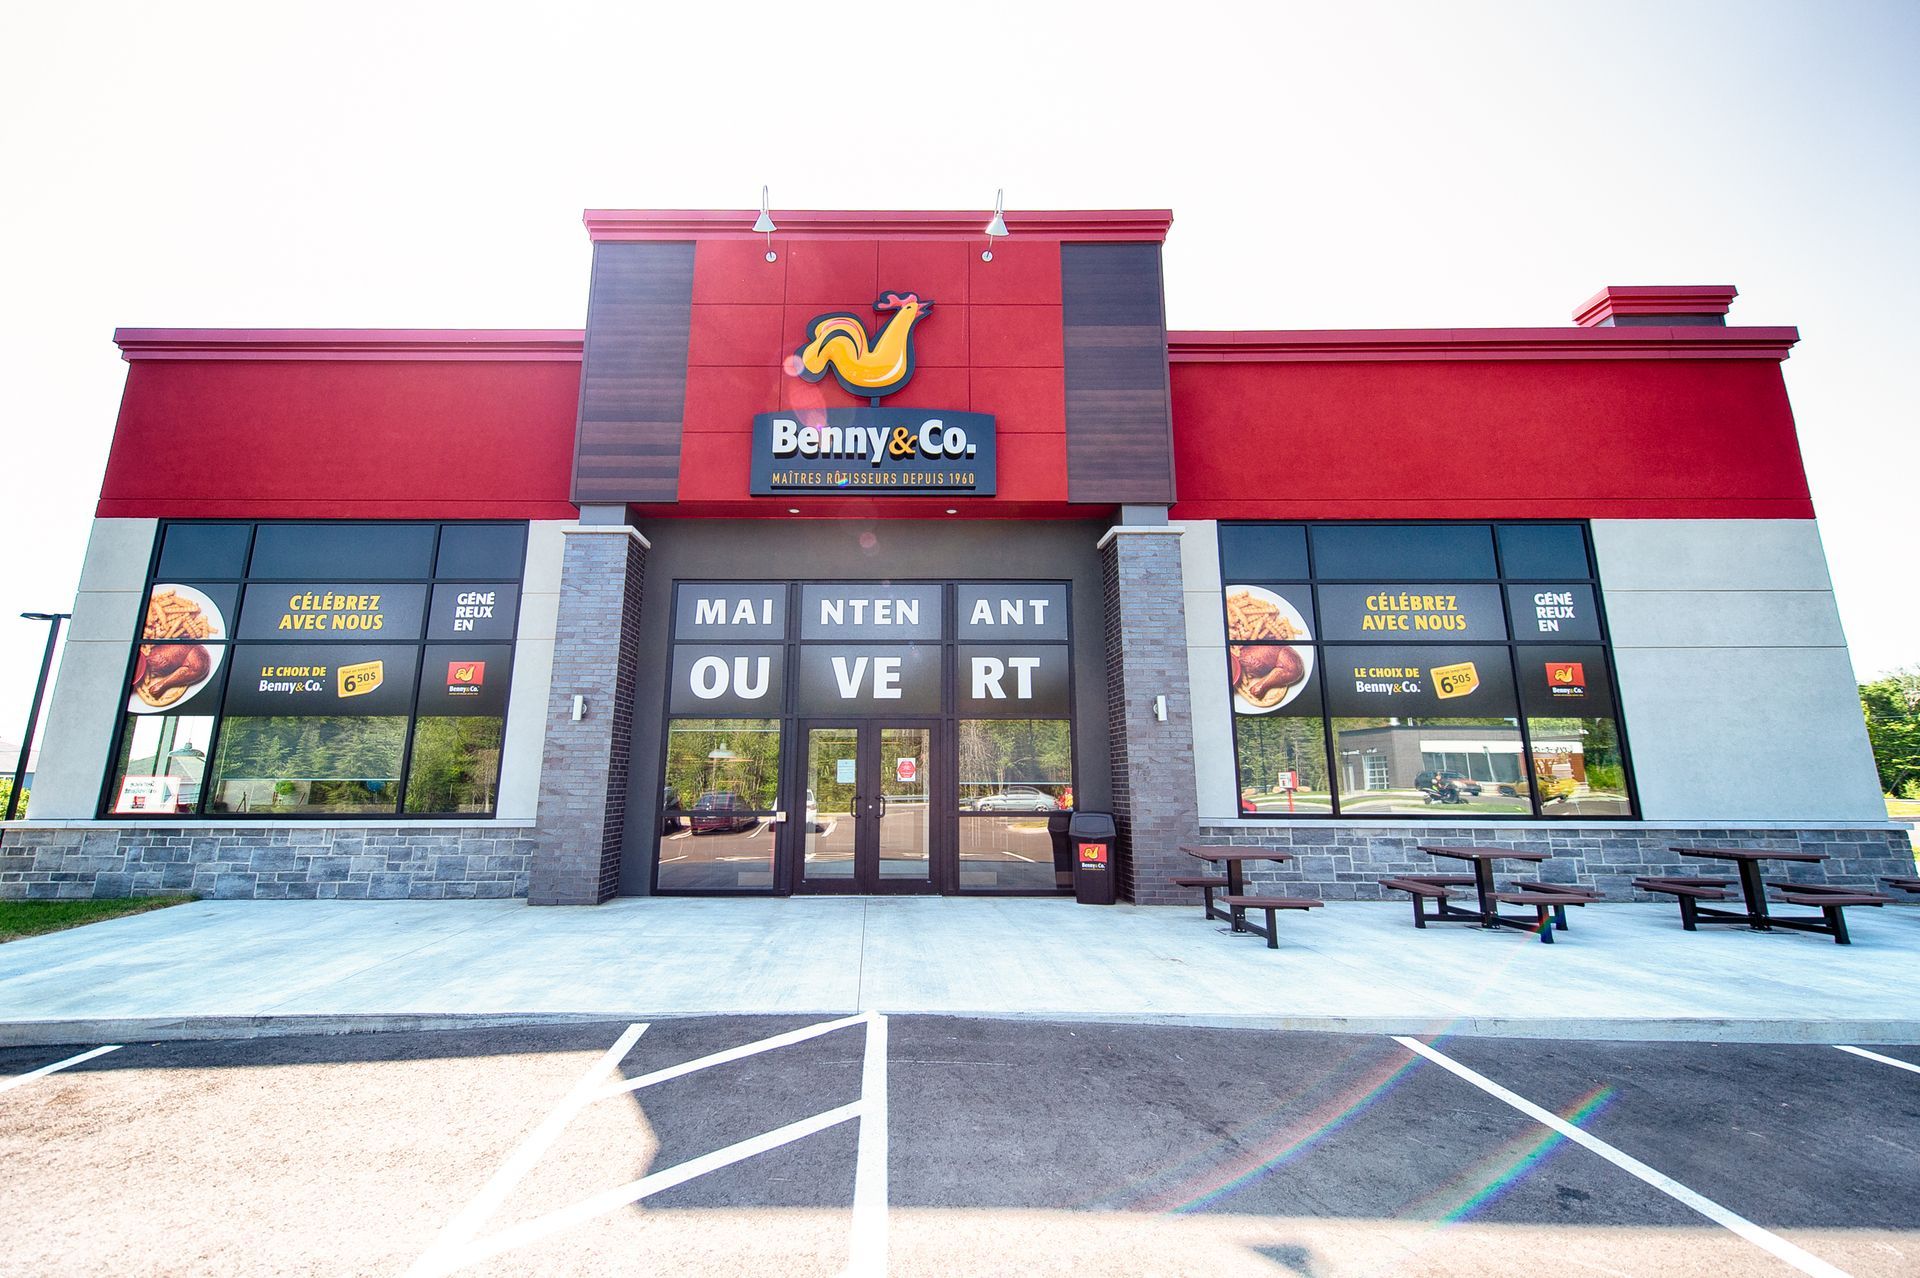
[652,579,1078,898]
[98,519,527,822]
[1221,521,1638,822]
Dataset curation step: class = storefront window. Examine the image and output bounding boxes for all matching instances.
[958,719,1071,892]
[109,714,214,814]
[103,521,525,819]
[207,716,407,814]
[404,718,505,814]
[657,718,781,892]
[958,719,1072,810]
[1232,714,1332,815]
[1221,522,1634,819]
[1526,717,1632,817]
[1330,718,1531,815]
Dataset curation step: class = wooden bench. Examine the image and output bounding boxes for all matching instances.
[1765,881,1891,946]
[1633,876,1733,931]
[1378,875,1471,928]
[1173,875,1229,921]
[1504,880,1603,932]
[1214,895,1322,949]
[1883,877,1920,895]
[1492,890,1597,943]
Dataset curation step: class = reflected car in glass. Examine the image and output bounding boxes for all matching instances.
[968,786,1060,812]
[1414,770,1483,797]
[689,790,760,833]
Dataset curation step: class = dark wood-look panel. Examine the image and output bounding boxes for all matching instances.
[1061,242,1175,505]
[572,241,696,504]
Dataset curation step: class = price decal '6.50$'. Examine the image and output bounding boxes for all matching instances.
[1430,660,1480,700]
[337,660,385,698]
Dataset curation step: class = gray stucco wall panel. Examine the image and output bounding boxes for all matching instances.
[27,518,158,819]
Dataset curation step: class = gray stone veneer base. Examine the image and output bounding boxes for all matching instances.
[1193,823,1917,901]
[0,825,533,901]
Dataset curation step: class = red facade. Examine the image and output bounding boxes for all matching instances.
[99,214,1807,523]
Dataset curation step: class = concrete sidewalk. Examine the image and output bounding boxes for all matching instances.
[2,897,1917,1046]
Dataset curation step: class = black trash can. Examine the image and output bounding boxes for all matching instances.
[1047,810,1075,890]
[1068,811,1117,905]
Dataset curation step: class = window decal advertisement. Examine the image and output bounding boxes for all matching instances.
[1519,647,1615,717]
[794,645,941,715]
[800,585,943,640]
[956,645,1071,716]
[1316,584,1507,642]
[222,645,419,716]
[1507,584,1603,641]
[1223,585,1314,713]
[672,584,787,640]
[1323,645,1517,718]
[129,584,229,715]
[418,645,513,716]
[669,645,787,715]
[114,775,184,814]
[237,584,428,641]
[427,583,519,641]
[956,584,1069,640]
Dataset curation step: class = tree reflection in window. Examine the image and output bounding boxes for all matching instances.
[208,716,406,813]
[661,719,782,811]
[405,717,504,814]
[959,720,1072,809]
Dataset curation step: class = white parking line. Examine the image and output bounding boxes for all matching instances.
[848,1011,889,1276]
[1835,1045,1920,1076]
[1393,1036,1851,1278]
[413,1013,888,1277]
[408,1023,649,1278]
[0,1044,120,1094]
[449,1100,866,1271]
[597,1012,867,1100]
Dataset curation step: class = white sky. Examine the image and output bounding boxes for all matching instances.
[1,0,1915,751]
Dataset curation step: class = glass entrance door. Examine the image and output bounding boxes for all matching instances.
[799,722,934,893]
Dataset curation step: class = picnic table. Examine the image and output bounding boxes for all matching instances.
[1379,845,1600,943]
[1179,847,1320,948]
[1634,846,1891,945]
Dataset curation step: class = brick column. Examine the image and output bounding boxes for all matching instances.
[1099,525,1200,904]
[529,525,648,905]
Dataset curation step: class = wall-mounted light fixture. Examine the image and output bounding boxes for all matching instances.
[982,189,1008,261]
[571,694,587,722]
[754,186,778,261]
[1153,694,1168,722]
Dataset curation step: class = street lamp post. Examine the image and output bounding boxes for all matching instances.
[6,612,70,823]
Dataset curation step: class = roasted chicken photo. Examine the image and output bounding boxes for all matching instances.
[1231,643,1306,708]
[133,641,212,709]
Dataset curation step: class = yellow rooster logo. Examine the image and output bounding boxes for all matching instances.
[783,291,933,400]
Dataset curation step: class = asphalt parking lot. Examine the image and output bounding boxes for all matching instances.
[2,1018,1916,1276]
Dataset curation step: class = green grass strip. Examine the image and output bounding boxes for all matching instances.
[0,896,196,943]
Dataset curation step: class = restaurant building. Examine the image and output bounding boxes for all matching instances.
[1,207,1907,904]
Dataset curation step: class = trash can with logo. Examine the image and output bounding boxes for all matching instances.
[1068,811,1117,905]
[1047,810,1075,890]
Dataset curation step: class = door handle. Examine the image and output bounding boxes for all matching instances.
[875,794,887,819]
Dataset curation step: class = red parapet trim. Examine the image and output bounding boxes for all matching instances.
[629,499,1109,520]
[1573,285,1738,327]
[96,498,583,520]
[1166,326,1799,363]
[584,209,1174,243]
[114,329,586,362]
[1170,497,1818,521]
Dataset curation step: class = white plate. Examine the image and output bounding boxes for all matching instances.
[1226,584,1314,714]
[128,583,228,715]
[142,583,227,641]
